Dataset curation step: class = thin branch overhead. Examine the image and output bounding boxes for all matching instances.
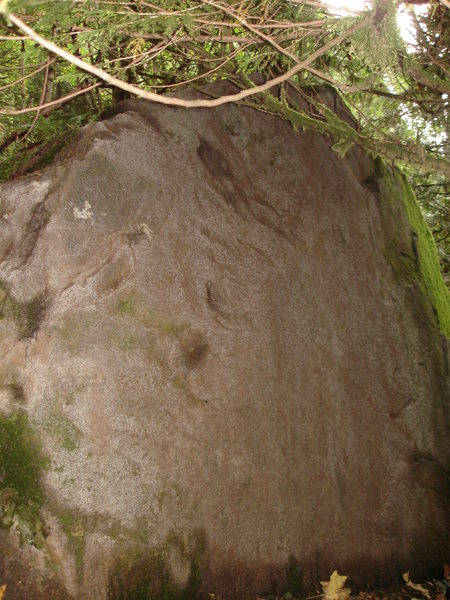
[5,12,368,109]
[0,0,448,180]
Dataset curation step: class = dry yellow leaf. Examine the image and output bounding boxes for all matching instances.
[321,570,351,600]
[407,580,430,598]
[402,571,430,598]
[0,584,6,600]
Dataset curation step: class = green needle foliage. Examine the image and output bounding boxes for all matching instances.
[0,0,448,275]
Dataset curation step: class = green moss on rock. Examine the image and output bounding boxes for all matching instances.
[118,298,136,317]
[375,161,450,337]
[117,295,189,338]
[44,413,83,451]
[108,549,177,600]
[108,528,207,600]
[4,375,26,405]
[58,508,86,576]
[0,411,47,541]
[399,173,450,337]
[19,294,47,339]
[0,281,46,339]
[0,284,20,323]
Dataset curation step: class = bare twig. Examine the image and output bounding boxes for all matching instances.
[22,54,52,140]
[0,82,102,115]
[0,34,29,40]
[0,58,56,93]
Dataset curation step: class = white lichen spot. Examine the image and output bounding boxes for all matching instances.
[31,179,51,195]
[73,201,94,221]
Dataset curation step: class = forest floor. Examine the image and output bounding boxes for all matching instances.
[253,569,450,600]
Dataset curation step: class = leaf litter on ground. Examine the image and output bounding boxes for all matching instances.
[250,564,449,600]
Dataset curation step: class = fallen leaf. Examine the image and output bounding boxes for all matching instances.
[0,584,6,600]
[321,570,351,600]
[444,564,450,581]
[407,580,430,598]
[402,572,430,598]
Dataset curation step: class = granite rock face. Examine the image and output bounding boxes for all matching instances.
[0,94,448,599]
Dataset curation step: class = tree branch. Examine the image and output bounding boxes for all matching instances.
[6,12,369,109]
[0,82,102,115]
[0,59,56,92]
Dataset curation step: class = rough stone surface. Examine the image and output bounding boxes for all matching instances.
[0,91,449,600]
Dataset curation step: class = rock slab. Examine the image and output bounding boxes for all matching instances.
[0,95,449,599]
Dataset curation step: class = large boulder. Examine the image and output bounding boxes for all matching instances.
[0,92,448,600]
